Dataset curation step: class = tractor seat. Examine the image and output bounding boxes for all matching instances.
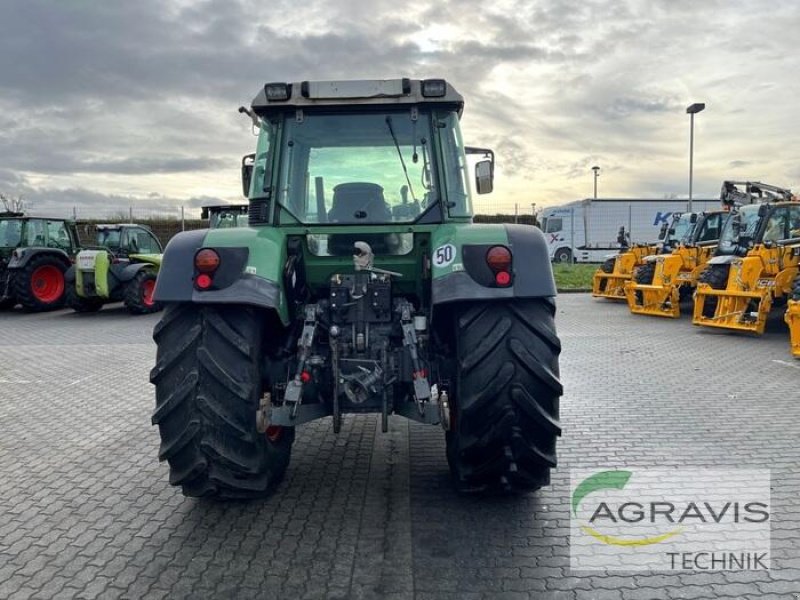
[328,183,391,223]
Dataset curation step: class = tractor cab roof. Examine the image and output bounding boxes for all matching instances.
[251,78,464,117]
[96,223,154,231]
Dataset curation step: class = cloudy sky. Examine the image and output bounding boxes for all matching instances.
[1,0,798,218]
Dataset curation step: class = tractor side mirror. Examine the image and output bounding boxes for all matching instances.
[758,204,770,218]
[658,222,668,240]
[475,160,493,194]
[241,153,255,198]
[690,213,698,223]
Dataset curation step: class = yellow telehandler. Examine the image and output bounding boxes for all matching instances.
[592,218,686,300]
[693,182,800,334]
[625,210,727,318]
[785,272,800,357]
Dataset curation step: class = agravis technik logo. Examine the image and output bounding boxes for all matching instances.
[570,468,771,571]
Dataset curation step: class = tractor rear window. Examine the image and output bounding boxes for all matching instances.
[276,112,440,225]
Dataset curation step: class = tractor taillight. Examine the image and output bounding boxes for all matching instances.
[196,274,213,290]
[195,249,220,273]
[486,246,512,287]
[486,246,512,271]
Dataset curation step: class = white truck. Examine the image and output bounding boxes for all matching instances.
[539,198,719,263]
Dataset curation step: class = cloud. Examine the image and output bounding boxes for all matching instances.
[0,0,798,217]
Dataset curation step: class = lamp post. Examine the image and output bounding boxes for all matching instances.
[686,102,705,212]
[591,166,600,199]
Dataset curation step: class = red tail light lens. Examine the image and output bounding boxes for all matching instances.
[196,273,213,289]
[195,249,220,273]
[486,246,512,272]
[495,271,511,286]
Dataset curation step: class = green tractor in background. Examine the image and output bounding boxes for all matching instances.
[150,78,562,499]
[202,204,248,228]
[0,213,81,311]
[66,223,164,314]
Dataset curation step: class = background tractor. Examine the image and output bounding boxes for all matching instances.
[785,272,800,357]
[693,183,800,334]
[202,204,249,228]
[150,78,562,499]
[591,214,689,300]
[66,224,164,314]
[0,213,81,311]
[624,210,727,318]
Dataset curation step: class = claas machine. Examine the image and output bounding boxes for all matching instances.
[693,182,800,334]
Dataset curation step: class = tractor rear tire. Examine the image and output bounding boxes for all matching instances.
[150,303,294,499]
[65,287,104,313]
[698,264,730,318]
[124,270,162,315]
[446,299,562,494]
[13,255,68,312]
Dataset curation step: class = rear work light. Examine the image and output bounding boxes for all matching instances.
[421,79,447,97]
[486,245,512,287]
[195,249,220,273]
[264,82,290,101]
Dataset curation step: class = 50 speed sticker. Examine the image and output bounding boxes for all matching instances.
[433,244,456,267]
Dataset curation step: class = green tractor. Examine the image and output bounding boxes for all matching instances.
[202,204,249,228]
[150,78,562,499]
[66,223,164,314]
[0,213,81,311]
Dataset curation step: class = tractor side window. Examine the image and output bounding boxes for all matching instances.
[132,230,159,254]
[0,220,23,247]
[437,111,473,218]
[25,220,46,247]
[763,208,789,242]
[47,221,70,249]
[697,214,722,242]
[789,205,800,239]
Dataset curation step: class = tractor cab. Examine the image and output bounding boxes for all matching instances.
[94,224,163,258]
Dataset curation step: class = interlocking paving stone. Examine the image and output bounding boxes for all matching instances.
[1,296,798,599]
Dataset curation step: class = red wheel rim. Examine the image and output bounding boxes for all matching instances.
[265,425,283,443]
[31,266,64,304]
[142,279,156,307]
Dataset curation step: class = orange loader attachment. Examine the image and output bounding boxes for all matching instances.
[625,243,716,318]
[785,273,800,358]
[592,245,658,300]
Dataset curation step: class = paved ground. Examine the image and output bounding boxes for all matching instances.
[1,295,799,600]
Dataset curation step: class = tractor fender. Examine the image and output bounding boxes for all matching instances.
[431,223,556,305]
[7,248,71,270]
[153,229,286,323]
[707,255,740,265]
[117,262,157,283]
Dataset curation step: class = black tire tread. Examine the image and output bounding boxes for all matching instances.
[600,257,615,273]
[150,303,293,500]
[792,271,800,301]
[65,286,104,313]
[124,269,162,315]
[446,298,562,494]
